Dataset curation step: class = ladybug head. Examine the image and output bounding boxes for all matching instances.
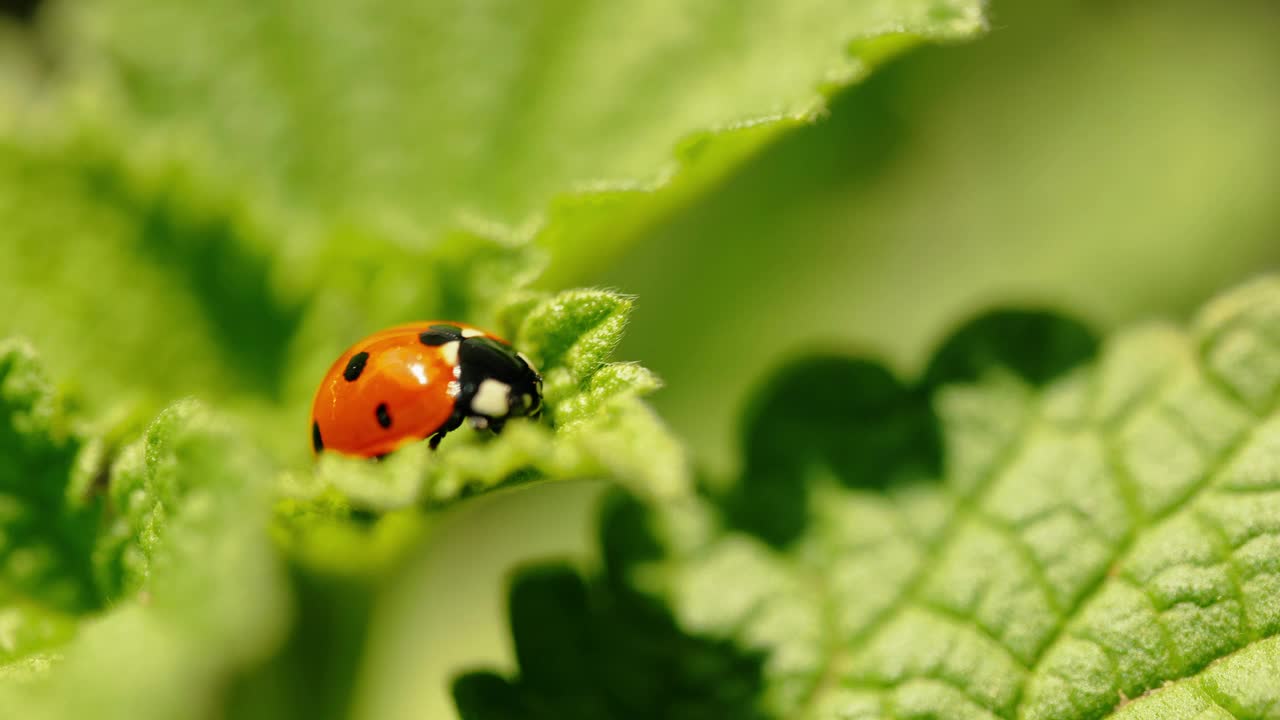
[456,336,543,425]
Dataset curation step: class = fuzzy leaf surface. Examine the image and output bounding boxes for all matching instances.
[31,0,984,280]
[0,393,289,720]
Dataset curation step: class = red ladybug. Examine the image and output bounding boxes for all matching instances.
[311,322,542,457]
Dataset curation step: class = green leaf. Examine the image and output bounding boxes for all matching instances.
[1109,637,1280,720]
[0,398,290,720]
[0,0,989,474]
[0,339,94,663]
[0,138,304,424]
[465,276,1280,719]
[0,341,97,603]
[32,0,984,280]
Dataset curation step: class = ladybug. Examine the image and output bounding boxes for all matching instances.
[311,322,542,457]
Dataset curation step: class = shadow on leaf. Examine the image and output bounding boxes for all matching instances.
[453,494,768,720]
[82,159,305,401]
[0,342,103,614]
[921,309,1099,390]
[725,357,939,546]
[0,0,40,23]
[726,308,1099,547]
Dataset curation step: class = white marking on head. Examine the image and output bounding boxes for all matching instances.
[471,379,511,417]
[469,416,490,430]
[461,328,485,338]
[439,340,460,366]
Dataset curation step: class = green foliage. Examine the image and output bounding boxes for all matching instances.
[467,277,1280,719]
[0,139,294,411]
[31,0,983,282]
[0,340,95,656]
[0,291,682,716]
[0,395,289,720]
[8,0,1279,718]
[3,0,993,703]
[0,0,987,465]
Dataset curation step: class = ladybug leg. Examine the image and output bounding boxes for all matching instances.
[428,411,465,450]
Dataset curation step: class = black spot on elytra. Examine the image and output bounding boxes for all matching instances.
[376,403,393,429]
[344,351,370,382]
[419,324,463,346]
[312,421,324,452]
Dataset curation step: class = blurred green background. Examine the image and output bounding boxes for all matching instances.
[3,0,1279,717]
